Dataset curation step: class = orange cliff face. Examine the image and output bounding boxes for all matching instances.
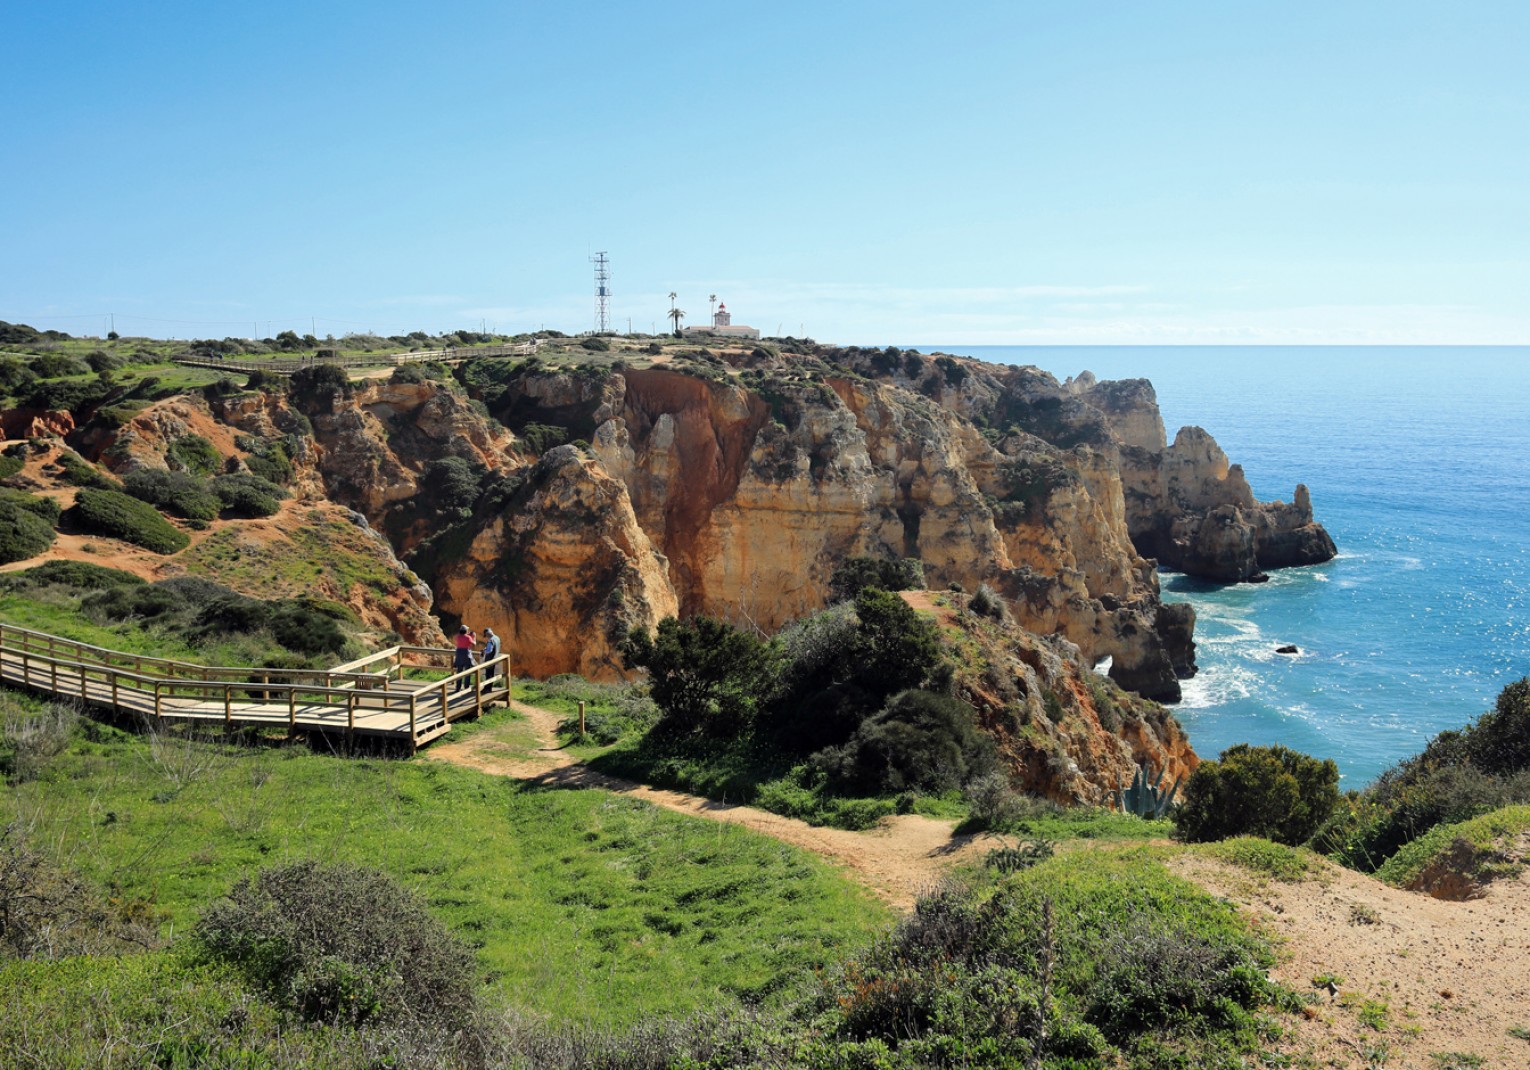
[281,346,1331,708]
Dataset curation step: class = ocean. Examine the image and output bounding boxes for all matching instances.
[924,345,1530,787]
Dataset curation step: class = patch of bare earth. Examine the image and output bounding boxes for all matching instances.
[425,700,993,910]
[1172,853,1530,1068]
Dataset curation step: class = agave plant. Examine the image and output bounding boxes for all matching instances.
[1113,763,1180,819]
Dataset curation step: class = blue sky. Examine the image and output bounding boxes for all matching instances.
[3,1,1526,344]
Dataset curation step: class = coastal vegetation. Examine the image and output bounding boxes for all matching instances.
[0,321,1524,1065]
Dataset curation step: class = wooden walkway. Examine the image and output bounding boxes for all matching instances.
[170,340,541,377]
[0,623,509,752]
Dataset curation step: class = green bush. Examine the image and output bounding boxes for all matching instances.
[27,353,87,379]
[266,600,347,656]
[580,336,611,352]
[389,362,429,384]
[0,359,38,396]
[0,500,56,565]
[829,555,926,601]
[21,377,111,413]
[0,450,24,480]
[1174,743,1339,845]
[211,473,287,518]
[69,488,189,554]
[121,468,220,521]
[621,616,776,736]
[815,689,995,795]
[0,488,61,525]
[165,434,222,476]
[2,559,143,590]
[194,860,479,1026]
[85,583,183,622]
[53,452,118,490]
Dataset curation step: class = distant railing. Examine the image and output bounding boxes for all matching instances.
[169,340,541,377]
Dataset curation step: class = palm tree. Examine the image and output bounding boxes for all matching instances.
[668,305,685,337]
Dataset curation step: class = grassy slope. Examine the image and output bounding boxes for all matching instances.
[3,711,889,1026]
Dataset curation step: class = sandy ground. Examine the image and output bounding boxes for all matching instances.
[1173,852,1530,1068]
[425,700,996,909]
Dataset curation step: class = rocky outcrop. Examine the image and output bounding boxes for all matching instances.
[280,345,1327,705]
[935,591,1198,805]
[434,446,677,679]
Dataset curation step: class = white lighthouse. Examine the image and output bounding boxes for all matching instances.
[683,298,760,340]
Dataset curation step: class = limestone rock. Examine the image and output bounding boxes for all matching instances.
[434,445,678,679]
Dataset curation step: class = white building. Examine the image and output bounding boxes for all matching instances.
[683,301,760,340]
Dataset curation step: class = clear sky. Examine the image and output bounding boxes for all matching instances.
[3,1,1526,344]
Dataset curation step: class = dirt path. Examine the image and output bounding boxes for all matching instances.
[1173,852,1530,1068]
[424,701,995,909]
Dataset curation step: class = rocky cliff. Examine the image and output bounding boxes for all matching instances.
[271,348,1332,705]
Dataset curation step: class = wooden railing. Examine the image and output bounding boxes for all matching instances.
[0,623,508,750]
[169,340,540,377]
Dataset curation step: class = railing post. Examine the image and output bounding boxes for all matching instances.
[289,686,297,728]
[224,684,232,727]
[474,665,484,718]
[154,681,162,720]
[348,691,355,734]
[409,694,417,739]
[439,680,448,722]
[50,657,57,695]
[111,671,119,712]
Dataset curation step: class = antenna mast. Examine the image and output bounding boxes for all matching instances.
[591,252,611,333]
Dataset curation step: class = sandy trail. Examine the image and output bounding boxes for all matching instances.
[424,700,994,909]
[1173,852,1530,1068]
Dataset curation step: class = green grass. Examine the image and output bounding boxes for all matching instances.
[1374,804,1530,889]
[1197,836,1319,881]
[2,711,890,1025]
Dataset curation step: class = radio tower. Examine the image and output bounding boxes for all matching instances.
[591,252,611,333]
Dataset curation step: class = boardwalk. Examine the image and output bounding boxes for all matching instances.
[170,340,541,377]
[0,623,508,751]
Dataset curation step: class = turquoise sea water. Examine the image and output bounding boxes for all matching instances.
[923,345,1530,787]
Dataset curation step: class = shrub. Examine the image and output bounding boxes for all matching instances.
[287,363,352,409]
[211,473,287,518]
[3,560,143,590]
[965,771,1028,830]
[968,582,1012,623]
[0,823,161,958]
[70,488,189,554]
[122,468,220,521]
[0,451,23,480]
[1174,743,1339,845]
[27,353,87,379]
[829,555,926,600]
[1,701,79,782]
[266,599,347,656]
[621,616,775,736]
[816,689,995,795]
[85,350,123,373]
[166,434,222,476]
[54,452,118,489]
[580,336,611,352]
[21,377,111,413]
[244,369,276,391]
[194,860,479,1026]
[0,499,56,564]
[0,359,38,395]
[0,488,61,525]
[389,362,429,384]
[192,595,270,639]
[85,583,183,622]
[517,422,569,455]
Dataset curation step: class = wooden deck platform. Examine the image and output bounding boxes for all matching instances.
[0,623,509,751]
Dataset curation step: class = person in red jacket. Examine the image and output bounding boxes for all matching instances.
[453,625,476,691]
